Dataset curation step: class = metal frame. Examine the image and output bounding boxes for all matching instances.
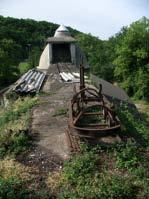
[66,60,121,151]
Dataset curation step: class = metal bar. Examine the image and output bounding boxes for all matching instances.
[65,128,81,152]
[83,112,103,116]
[73,111,83,125]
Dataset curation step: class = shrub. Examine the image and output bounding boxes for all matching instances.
[115,141,140,169]
[0,177,35,199]
[0,131,30,158]
[0,158,36,199]
[61,148,99,184]
[97,174,137,199]
[58,171,138,199]
[116,103,149,144]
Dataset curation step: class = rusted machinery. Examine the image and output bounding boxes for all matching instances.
[66,62,121,152]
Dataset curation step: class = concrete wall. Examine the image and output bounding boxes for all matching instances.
[70,44,76,65]
[38,44,50,70]
[37,42,89,70]
[49,44,52,64]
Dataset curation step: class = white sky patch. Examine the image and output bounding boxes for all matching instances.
[0,0,148,39]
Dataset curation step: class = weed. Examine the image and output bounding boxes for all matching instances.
[115,141,140,169]
[0,177,35,199]
[48,146,139,199]
[53,108,68,117]
[116,103,149,144]
[0,158,32,180]
[19,62,30,75]
[97,174,137,199]
[61,149,99,184]
[0,97,38,157]
[0,158,36,199]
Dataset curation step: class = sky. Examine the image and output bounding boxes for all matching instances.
[0,0,149,39]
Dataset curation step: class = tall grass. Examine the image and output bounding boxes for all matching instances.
[0,97,38,158]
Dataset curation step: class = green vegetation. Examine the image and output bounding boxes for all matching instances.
[0,177,35,199]
[47,145,148,199]
[0,97,39,198]
[77,105,105,126]
[0,97,38,158]
[0,158,37,199]
[116,103,149,144]
[53,107,68,117]
[19,62,30,75]
[78,114,103,127]
[76,33,115,82]
[114,17,149,99]
[0,38,20,88]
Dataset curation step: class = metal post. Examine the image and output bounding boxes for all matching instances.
[80,56,85,91]
[79,56,85,101]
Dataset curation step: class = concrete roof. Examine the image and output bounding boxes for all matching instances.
[54,24,71,37]
[56,24,69,32]
[46,24,76,43]
[91,75,133,104]
[46,36,76,43]
[100,78,132,103]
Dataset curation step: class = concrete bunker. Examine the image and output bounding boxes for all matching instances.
[37,24,89,70]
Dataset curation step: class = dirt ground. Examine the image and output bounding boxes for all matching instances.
[17,64,80,180]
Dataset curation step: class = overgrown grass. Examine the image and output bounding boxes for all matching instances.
[0,177,36,199]
[0,97,40,198]
[0,158,32,180]
[47,146,139,199]
[0,97,38,158]
[116,103,149,144]
[52,108,68,117]
[0,157,37,199]
[77,105,105,126]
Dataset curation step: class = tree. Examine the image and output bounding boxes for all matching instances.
[76,33,114,81]
[114,17,149,99]
[0,39,21,87]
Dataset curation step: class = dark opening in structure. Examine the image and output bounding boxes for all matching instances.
[52,43,71,63]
